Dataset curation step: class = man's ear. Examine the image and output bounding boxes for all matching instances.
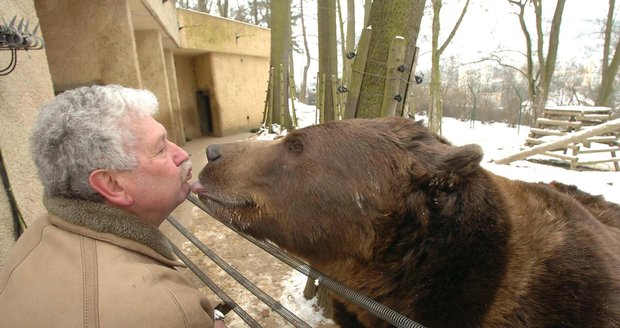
[89,169,134,206]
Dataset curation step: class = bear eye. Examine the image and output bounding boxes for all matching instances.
[288,138,303,153]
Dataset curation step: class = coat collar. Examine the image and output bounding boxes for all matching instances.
[43,195,181,264]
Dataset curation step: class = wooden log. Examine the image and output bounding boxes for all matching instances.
[494,118,620,164]
[537,118,582,128]
[529,128,565,136]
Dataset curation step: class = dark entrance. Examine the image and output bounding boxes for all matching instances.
[196,90,214,135]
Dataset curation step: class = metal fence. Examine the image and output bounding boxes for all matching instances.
[165,195,426,328]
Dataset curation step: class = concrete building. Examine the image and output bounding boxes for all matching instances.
[0,0,270,268]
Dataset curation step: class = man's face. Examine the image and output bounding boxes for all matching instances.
[120,115,192,226]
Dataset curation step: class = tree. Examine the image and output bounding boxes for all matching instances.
[428,0,471,134]
[595,0,620,107]
[268,0,293,129]
[507,0,566,123]
[217,0,229,17]
[317,0,339,121]
[298,0,311,104]
[353,0,427,118]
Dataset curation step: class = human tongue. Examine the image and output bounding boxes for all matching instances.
[190,181,208,194]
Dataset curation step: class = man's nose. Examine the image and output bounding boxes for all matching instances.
[171,141,189,164]
[206,144,221,162]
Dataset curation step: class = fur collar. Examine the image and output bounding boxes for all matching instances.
[43,196,175,261]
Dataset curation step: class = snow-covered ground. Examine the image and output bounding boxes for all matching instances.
[274,102,619,327]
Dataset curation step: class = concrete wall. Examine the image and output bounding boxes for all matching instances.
[0,0,53,270]
[135,30,183,145]
[164,50,185,144]
[177,9,270,57]
[175,55,202,140]
[141,0,180,47]
[35,0,142,90]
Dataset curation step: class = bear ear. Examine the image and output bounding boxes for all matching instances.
[439,144,483,176]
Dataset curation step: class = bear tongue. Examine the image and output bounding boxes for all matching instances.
[190,181,208,194]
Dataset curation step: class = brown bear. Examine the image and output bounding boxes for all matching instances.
[191,117,620,328]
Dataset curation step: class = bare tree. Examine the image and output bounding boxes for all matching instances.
[428,0,470,134]
[595,0,620,107]
[317,0,338,121]
[299,0,311,104]
[507,0,566,123]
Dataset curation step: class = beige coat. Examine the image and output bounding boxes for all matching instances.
[0,196,215,328]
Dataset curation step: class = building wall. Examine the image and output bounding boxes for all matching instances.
[35,0,142,91]
[141,0,180,47]
[0,0,53,270]
[135,30,182,145]
[175,55,202,140]
[209,53,269,135]
[164,50,185,144]
[177,9,270,57]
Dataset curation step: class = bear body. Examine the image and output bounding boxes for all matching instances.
[193,117,620,328]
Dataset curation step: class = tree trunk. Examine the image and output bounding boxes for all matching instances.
[355,0,426,118]
[429,0,442,134]
[299,0,311,104]
[428,0,470,134]
[318,0,338,121]
[217,0,229,17]
[270,0,293,129]
[595,0,619,107]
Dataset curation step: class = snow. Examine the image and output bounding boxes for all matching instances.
[274,101,619,326]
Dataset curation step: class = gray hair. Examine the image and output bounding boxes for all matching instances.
[31,85,159,200]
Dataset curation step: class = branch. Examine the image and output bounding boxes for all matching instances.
[465,55,528,79]
[438,0,471,55]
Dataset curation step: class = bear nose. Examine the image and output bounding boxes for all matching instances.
[206,144,221,162]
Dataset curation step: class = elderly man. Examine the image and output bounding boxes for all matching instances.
[0,85,225,327]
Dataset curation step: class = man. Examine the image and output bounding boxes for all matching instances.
[0,85,225,327]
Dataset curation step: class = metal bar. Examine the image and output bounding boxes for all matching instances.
[167,215,311,328]
[167,241,262,328]
[186,195,426,328]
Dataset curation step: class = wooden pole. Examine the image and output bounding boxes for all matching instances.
[344,26,372,119]
[288,49,298,129]
[331,74,339,121]
[262,69,273,126]
[315,73,321,125]
[402,46,419,118]
[320,73,326,124]
[279,64,285,130]
[381,36,406,117]
[268,66,275,133]
[494,118,620,164]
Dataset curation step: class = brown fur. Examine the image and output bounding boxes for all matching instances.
[195,117,620,328]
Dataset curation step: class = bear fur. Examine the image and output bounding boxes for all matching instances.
[193,117,620,328]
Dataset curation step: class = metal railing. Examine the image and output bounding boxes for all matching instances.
[166,194,426,328]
